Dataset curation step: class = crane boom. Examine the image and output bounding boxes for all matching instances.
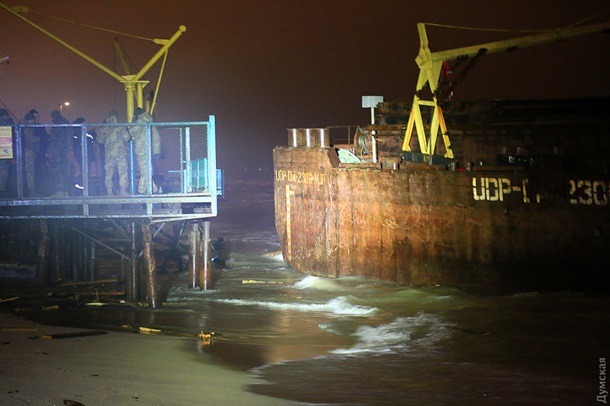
[416,21,610,68]
[0,2,186,121]
[403,21,610,159]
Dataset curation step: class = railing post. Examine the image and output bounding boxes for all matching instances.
[128,139,136,195]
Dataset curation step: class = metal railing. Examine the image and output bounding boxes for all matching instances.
[0,117,219,220]
[327,125,359,146]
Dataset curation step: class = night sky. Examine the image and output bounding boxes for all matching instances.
[1,0,609,178]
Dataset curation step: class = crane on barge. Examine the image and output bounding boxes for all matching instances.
[403,20,610,163]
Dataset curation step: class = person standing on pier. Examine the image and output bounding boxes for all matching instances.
[21,112,39,196]
[97,110,130,195]
[27,109,51,196]
[47,110,72,197]
[130,107,161,194]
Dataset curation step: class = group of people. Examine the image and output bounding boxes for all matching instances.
[0,107,49,197]
[0,107,161,198]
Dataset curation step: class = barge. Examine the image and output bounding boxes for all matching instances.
[273,22,610,292]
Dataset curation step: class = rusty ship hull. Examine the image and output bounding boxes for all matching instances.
[273,99,610,292]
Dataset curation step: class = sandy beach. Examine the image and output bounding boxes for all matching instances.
[0,311,295,406]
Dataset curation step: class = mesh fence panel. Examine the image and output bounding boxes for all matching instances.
[155,123,210,193]
[3,121,214,198]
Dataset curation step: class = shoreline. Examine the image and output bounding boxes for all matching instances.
[0,310,296,406]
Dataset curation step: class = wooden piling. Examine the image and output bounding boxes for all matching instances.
[16,221,28,266]
[72,231,82,281]
[124,221,139,302]
[86,240,96,281]
[119,255,128,289]
[36,219,50,285]
[142,222,159,308]
[63,222,71,282]
[59,221,69,282]
[49,221,61,283]
[188,221,200,288]
[198,220,212,290]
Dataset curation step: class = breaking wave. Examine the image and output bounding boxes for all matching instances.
[293,275,345,291]
[330,313,454,355]
[213,296,378,316]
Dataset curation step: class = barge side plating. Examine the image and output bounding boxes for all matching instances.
[274,20,610,292]
[273,101,610,292]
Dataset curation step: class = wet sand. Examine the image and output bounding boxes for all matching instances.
[0,311,295,406]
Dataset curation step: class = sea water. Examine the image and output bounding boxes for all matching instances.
[168,235,607,405]
[170,179,607,405]
[25,178,610,405]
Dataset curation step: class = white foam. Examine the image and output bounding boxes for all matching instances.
[293,275,344,291]
[214,295,377,316]
[331,313,453,355]
[262,250,285,261]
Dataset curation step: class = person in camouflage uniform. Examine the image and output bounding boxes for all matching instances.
[97,111,130,195]
[130,108,161,194]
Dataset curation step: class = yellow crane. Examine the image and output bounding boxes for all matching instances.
[403,20,610,160]
[0,2,185,122]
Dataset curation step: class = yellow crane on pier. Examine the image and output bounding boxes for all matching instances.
[0,2,185,122]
